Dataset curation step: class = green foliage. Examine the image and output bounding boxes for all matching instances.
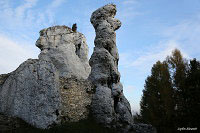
[166,49,188,128]
[139,49,200,132]
[184,58,200,127]
[140,61,174,132]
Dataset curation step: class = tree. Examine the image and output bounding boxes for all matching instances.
[140,49,200,132]
[185,58,200,127]
[140,61,174,132]
[166,49,188,127]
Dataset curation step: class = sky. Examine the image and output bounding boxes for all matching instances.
[0,0,200,113]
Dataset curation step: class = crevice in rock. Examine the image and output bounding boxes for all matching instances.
[75,43,81,57]
[114,96,119,112]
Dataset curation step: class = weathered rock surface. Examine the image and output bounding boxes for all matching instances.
[59,76,94,122]
[0,4,156,133]
[36,26,90,79]
[132,124,157,133]
[89,4,133,131]
[0,26,93,129]
[0,59,61,129]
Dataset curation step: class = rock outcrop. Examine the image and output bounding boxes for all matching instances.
[89,4,133,131]
[59,76,93,122]
[36,26,90,79]
[0,4,156,133]
[0,26,93,129]
[0,59,61,129]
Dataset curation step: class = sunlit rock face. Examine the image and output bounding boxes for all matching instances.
[0,26,93,129]
[36,26,91,79]
[0,59,61,129]
[89,4,133,132]
[0,4,156,133]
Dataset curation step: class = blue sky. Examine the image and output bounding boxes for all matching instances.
[0,0,200,113]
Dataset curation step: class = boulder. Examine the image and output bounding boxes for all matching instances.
[0,59,61,129]
[0,26,93,129]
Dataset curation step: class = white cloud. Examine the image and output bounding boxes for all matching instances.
[0,0,66,29]
[131,41,188,67]
[119,13,200,113]
[119,40,190,87]
[0,0,10,9]
[45,0,66,25]
[161,15,200,59]
[123,0,138,5]
[118,0,142,22]
[15,0,38,20]
[0,0,39,28]
[119,13,200,71]
[163,17,200,42]
[49,0,65,9]
[0,34,39,74]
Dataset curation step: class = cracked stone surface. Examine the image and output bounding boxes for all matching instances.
[36,25,90,79]
[0,26,93,129]
[0,4,156,133]
[0,59,61,129]
[89,4,133,131]
[59,76,94,123]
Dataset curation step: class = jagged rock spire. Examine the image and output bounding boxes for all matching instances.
[89,4,133,131]
[0,4,156,133]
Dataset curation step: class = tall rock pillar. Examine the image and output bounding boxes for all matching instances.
[89,4,133,130]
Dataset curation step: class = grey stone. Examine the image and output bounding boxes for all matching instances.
[0,26,93,129]
[59,76,94,123]
[0,59,61,129]
[0,4,156,132]
[91,86,114,127]
[132,123,157,133]
[89,4,133,131]
[112,82,123,97]
[36,25,90,79]
[0,74,10,89]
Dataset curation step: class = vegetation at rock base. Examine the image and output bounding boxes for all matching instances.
[135,49,200,132]
[0,113,116,133]
[16,121,116,133]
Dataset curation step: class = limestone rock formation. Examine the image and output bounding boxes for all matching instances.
[36,26,90,79]
[89,4,133,131]
[59,76,93,122]
[0,4,156,133]
[0,59,61,129]
[0,26,93,129]
[132,124,157,133]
